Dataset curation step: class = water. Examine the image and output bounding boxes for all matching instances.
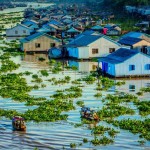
[0,54,150,150]
[0,2,53,14]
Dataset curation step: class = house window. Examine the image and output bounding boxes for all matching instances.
[35,43,40,48]
[145,83,150,87]
[141,46,148,54]
[50,43,56,47]
[92,65,97,70]
[92,48,98,54]
[129,65,135,71]
[23,30,26,34]
[15,30,18,34]
[146,64,150,70]
[109,48,115,53]
[129,85,135,92]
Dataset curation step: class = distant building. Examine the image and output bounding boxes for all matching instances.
[6,24,34,38]
[99,48,150,77]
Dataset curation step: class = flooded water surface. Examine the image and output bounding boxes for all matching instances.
[0,54,150,150]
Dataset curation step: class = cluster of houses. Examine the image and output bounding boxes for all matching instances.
[5,4,150,78]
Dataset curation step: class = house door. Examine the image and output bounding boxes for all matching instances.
[102,62,108,73]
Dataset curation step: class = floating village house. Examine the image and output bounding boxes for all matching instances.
[20,32,61,52]
[118,31,150,55]
[6,24,34,38]
[98,48,150,77]
[67,31,120,59]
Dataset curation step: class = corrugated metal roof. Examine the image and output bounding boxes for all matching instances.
[37,27,50,32]
[99,48,139,64]
[20,32,60,43]
[118,37,142,46]
[69,35,102,46]
[91,25,103,30]
[121,31,145,39]
[67,27,80,33]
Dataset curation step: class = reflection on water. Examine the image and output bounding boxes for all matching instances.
[69,60,98,72]
[115,79,150,96]
[0,53,150,150]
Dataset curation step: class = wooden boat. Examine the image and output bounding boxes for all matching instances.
[12,116,26,131]
[80,107,99,121]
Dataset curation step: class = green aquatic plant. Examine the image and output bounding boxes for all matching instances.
[92,126,110,135]
[40,70,49,77]
[91,136,114,146]
[94,92,102,98]
[76,101,84,107]
[83,138,88,143]
[70,143,76,148]
[135,101,150,116]
[23,71,33,76]
[110,118,150,141]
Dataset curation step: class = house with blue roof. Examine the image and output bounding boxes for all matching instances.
[66,27,80,37]
[20,32,61,52]
[118,36,150,55]
[98,48,150,77]
[120,31,146,39]
[91,25,103,32]
[21,20,39,30]
[6,23,34,38]
[67,31,120,59]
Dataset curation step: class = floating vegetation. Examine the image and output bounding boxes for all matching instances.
[91,136,114,146]
[94,92,102,98]
[83,138,88,143]
[110,119,150,141]
[76,100,84,107]
[23,71,33,76]
[70,143,76,148]
[140,87,150,93]
[40,70,49,77]
[135,101,150,116]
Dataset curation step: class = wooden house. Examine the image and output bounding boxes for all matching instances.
[6,24,34,37]
[20,32,61,52]
[118,37,150,55]
[67,31,120,59]
[98,48,150,77]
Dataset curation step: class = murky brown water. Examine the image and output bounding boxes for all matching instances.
[0,54,150,150]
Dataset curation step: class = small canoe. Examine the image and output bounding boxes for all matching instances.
[80,107,99,121]
[12,116,26,131]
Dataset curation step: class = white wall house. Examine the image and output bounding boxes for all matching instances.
[67,32,120,59]
[99,48,150,77]
[6,24,34,37]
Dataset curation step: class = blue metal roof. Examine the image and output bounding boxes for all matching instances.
[118,37,142,46]
[48,20,61,26]
[69,35,102,46]
[67,27,80,33]
[99,48,139,64]
[68,30,120,47]
[37,27,50,33]
[91,25,103,30]
[20,32,60,43]
[121,31,145,39]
